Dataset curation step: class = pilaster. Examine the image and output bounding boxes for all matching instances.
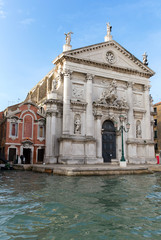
[127,82,134,139]
[143,85,151,139]
[86,74,94,137]
[95,113,103,159]
[63,69,72,135]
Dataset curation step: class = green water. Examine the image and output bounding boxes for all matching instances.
[0,171,161,240]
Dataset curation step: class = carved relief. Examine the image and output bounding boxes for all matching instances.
[136,120,142,138]
[106,51,115,64]
[72,84,84,99]
[95,80,128,109]
[133,84,143,92]
[133,93,143,107]
[74,114,81,134]
[98,80,117,104]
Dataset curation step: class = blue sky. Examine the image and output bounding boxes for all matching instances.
[0,0,161,110]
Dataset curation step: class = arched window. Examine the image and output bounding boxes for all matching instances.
[23,115,33,138]
[10,122,18,137]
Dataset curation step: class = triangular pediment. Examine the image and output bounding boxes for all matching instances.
[55,40,154,76]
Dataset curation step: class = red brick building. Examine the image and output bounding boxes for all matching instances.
[0,101,45,164]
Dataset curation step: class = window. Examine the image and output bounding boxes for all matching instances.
[23,115,32,138]
[38,125,45,138]
[10,122,18,137]
[154,107,157,113]
[154,131,157,139]
[154,119,157,126]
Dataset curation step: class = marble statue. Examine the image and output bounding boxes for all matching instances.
[74,115,81,134]
[64,32,73,45]
[142,52,148,66]
[136,120,142,138]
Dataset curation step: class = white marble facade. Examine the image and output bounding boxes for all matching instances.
[44,26,156,165]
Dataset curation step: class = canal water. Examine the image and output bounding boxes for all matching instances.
[0,171,161,240]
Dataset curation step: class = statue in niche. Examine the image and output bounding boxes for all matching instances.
[52,77,61,90]
[74,115,81,134]
[136,120,142,138]
[64,32,73,45]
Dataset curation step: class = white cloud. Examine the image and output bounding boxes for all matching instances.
[0,0,6,18]
[20,18,35,25]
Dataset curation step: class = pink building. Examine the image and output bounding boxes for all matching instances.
[0,101,45,164]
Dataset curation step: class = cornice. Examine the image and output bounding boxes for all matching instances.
[21,140,33,145]
[57,55,153,78]
[45,99,63,105]
[70,100,87,106]
[93,102,129,111]
[53,40,154,77]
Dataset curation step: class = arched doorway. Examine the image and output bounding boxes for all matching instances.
[102,120,116,162]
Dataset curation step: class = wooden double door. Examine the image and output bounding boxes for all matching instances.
[102,120,116,162]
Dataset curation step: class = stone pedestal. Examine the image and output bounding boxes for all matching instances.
[120,161,127,167]
[63,44,72,52]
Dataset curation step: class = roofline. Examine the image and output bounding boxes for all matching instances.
[52,40,155,76]
[154,101,161,106]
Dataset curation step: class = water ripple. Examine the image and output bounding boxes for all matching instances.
[1,171,161,239]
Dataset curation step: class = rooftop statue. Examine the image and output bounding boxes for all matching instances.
[64,32,73,45]
[106,22,112,34]
[142,52,148,66]
[104,22,112,41]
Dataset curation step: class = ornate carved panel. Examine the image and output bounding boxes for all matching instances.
[72,84,84,100]
[133,93,143,107]
[133,84,144,92]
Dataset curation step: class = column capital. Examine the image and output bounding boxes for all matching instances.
[127,81,134,89]
[46,109,58,117]
[143,84,150,92]
[94,113,103,120]
[86,74,95,82]
[63,69,73,77]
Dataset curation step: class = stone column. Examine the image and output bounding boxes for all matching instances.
[144,85,151,139]
[63,69,71,135]
[127,82,134,138]
[45,112,52,163]
[96,114,102,158]
[45,110,57,163]
[86,74,94,136]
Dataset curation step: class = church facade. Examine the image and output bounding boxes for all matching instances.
[26,23,156,165]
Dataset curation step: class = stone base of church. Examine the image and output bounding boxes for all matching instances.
[58,157,103,165]
[127,140,156,164]
[44,156,58,164]
[128,157,157,165]
[58,135,101,164]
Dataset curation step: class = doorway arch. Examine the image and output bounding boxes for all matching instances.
[102,120,116,162]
